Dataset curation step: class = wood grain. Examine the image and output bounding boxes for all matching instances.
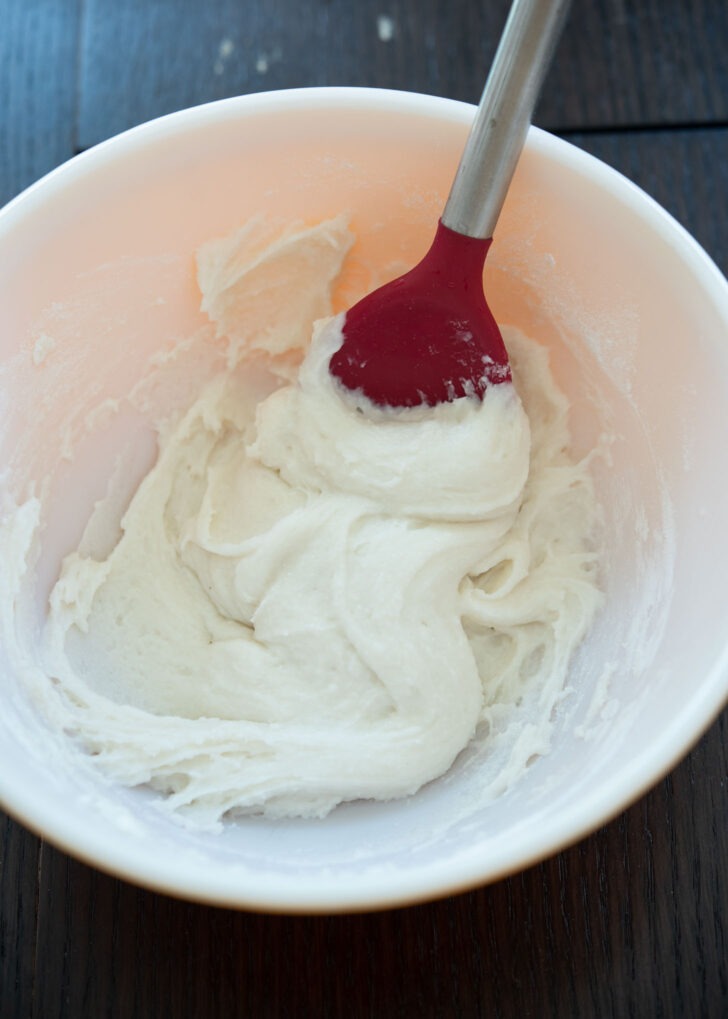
[0,814,39,1017]
[2,709,726,1016]
[0,0,80,206]
[74,0,728,150]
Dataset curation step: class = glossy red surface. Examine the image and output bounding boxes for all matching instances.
[330,220,511,407]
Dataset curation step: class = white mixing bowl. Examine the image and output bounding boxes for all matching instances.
[1,88,727,911]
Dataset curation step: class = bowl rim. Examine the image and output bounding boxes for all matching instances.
[1,85,727,913]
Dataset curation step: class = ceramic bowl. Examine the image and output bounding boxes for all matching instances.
[1,88,727,911]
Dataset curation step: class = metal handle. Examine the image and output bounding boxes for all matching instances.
[442,0,571,239]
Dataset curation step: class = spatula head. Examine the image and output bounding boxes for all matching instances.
[329,220,511,408]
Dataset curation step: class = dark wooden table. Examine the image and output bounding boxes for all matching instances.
[2,2,727,1016]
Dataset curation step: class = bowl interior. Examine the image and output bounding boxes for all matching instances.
[1,89,727,910]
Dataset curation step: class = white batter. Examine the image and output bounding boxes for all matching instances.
[20,217,602,824]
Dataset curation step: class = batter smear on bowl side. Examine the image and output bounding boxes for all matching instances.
[12,216,603,826]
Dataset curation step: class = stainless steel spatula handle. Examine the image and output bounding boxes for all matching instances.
[442,0,571,240]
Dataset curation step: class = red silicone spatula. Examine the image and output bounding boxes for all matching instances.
[330,0,571,408]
